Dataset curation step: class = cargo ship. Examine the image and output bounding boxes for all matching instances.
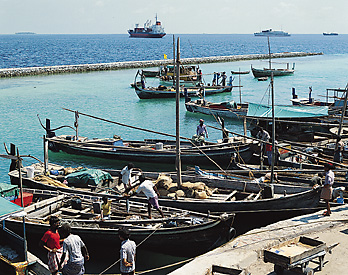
[254,29,290,37]
[323,32,338,36]
[128,15,166,38]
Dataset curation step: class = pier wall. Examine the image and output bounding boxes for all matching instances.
[0,52,322,78]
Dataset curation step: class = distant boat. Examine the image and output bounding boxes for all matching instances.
[323,32,338,36]
[251,37,295,78]
[15,32,36,35]
[254,29,290,37]
[128,14,166,38]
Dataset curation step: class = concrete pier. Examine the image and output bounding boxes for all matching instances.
[0,52,322,78]
[169,204,348,275]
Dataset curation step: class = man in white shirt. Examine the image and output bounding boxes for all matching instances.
[197,119,208,138]
[321,163,334,216]
[121,163,135,190]
[119,227,136,275]
[135,175,164,219]
[58,223,89,275]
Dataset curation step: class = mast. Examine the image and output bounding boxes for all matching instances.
[175,37,182,188]
[172,35,176,87]
[337,83,348,137]
[270,73,276,183]
[267,36,272,70]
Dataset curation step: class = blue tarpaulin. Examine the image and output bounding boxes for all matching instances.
[246,103,329,119]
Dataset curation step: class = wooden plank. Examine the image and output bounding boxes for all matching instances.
[225,190,238,201]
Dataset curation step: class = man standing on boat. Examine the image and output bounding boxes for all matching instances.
[220,72,227,86]
[197,119,208,139]
[334,136,344,163]
[129,175,164,219]
[119,227,136,275]
[321,163,334,216]
[121,163,135,190]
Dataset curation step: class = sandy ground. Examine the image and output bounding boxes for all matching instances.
[247,222,348,275]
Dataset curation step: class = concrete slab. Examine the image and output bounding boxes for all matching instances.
[169,204,348,275]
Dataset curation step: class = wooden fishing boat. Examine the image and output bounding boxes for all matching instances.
[4,189,235,257]
[0,196,50,275]
[251,66,295,77]
[231,70,250,75]
[134,83,232,99]
[251,36,295,78]
[141,69,161,77]
[247,103,330,142]
[122,173,321,214]
[185,98,248,119]
[46,134,253,167]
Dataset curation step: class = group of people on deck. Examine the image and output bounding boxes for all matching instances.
[211,71,232,86]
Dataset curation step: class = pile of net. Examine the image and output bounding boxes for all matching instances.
[155,174,212,199]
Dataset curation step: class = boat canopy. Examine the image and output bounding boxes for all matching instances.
[247,103,329,119]
[0,196,25,221]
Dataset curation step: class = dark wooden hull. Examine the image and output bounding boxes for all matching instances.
[251,67,294,77]
[4,193,234,257]
[48,137,253,166]
[134,85,232,99]
[130,188,321,214]
[185,101,247,119]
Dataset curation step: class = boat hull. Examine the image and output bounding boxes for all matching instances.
[47,137,253,167]
[185,101,247,119]
[251,67,294,77]
[135,85,232,99]
[128,32,166,38]
[4,193,234,257]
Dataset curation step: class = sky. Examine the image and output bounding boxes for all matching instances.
[1,0,347,34]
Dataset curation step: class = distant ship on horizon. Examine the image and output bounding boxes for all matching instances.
[15,32,36,35]
[254,29,290,37]
[128,15,166,38]
[323,32,338,36]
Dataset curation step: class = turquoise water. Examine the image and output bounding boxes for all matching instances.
[1,54,348,183]
[1,50,348,273]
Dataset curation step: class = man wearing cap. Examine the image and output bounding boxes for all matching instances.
[197,119,208,138]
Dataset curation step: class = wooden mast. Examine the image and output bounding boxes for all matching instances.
[267,36,272,70]
[173,35,176,87]
[175,37,182,188]
[337,83,348,137]
[270,73,276,183]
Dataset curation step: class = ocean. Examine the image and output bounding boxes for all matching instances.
[1,33,348,274]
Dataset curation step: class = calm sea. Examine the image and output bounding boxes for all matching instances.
[1,34,348,274]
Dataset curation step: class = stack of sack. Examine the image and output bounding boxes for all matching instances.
[155,174,213,199]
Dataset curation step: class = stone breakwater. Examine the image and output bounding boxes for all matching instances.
[0,52,322,78]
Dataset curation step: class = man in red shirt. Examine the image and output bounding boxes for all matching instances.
[39,216,67,274]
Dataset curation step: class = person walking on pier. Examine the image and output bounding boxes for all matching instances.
[40,216,67,275]
[321,163,334,216]
[119,227,136,275]
[59,223,89,275]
